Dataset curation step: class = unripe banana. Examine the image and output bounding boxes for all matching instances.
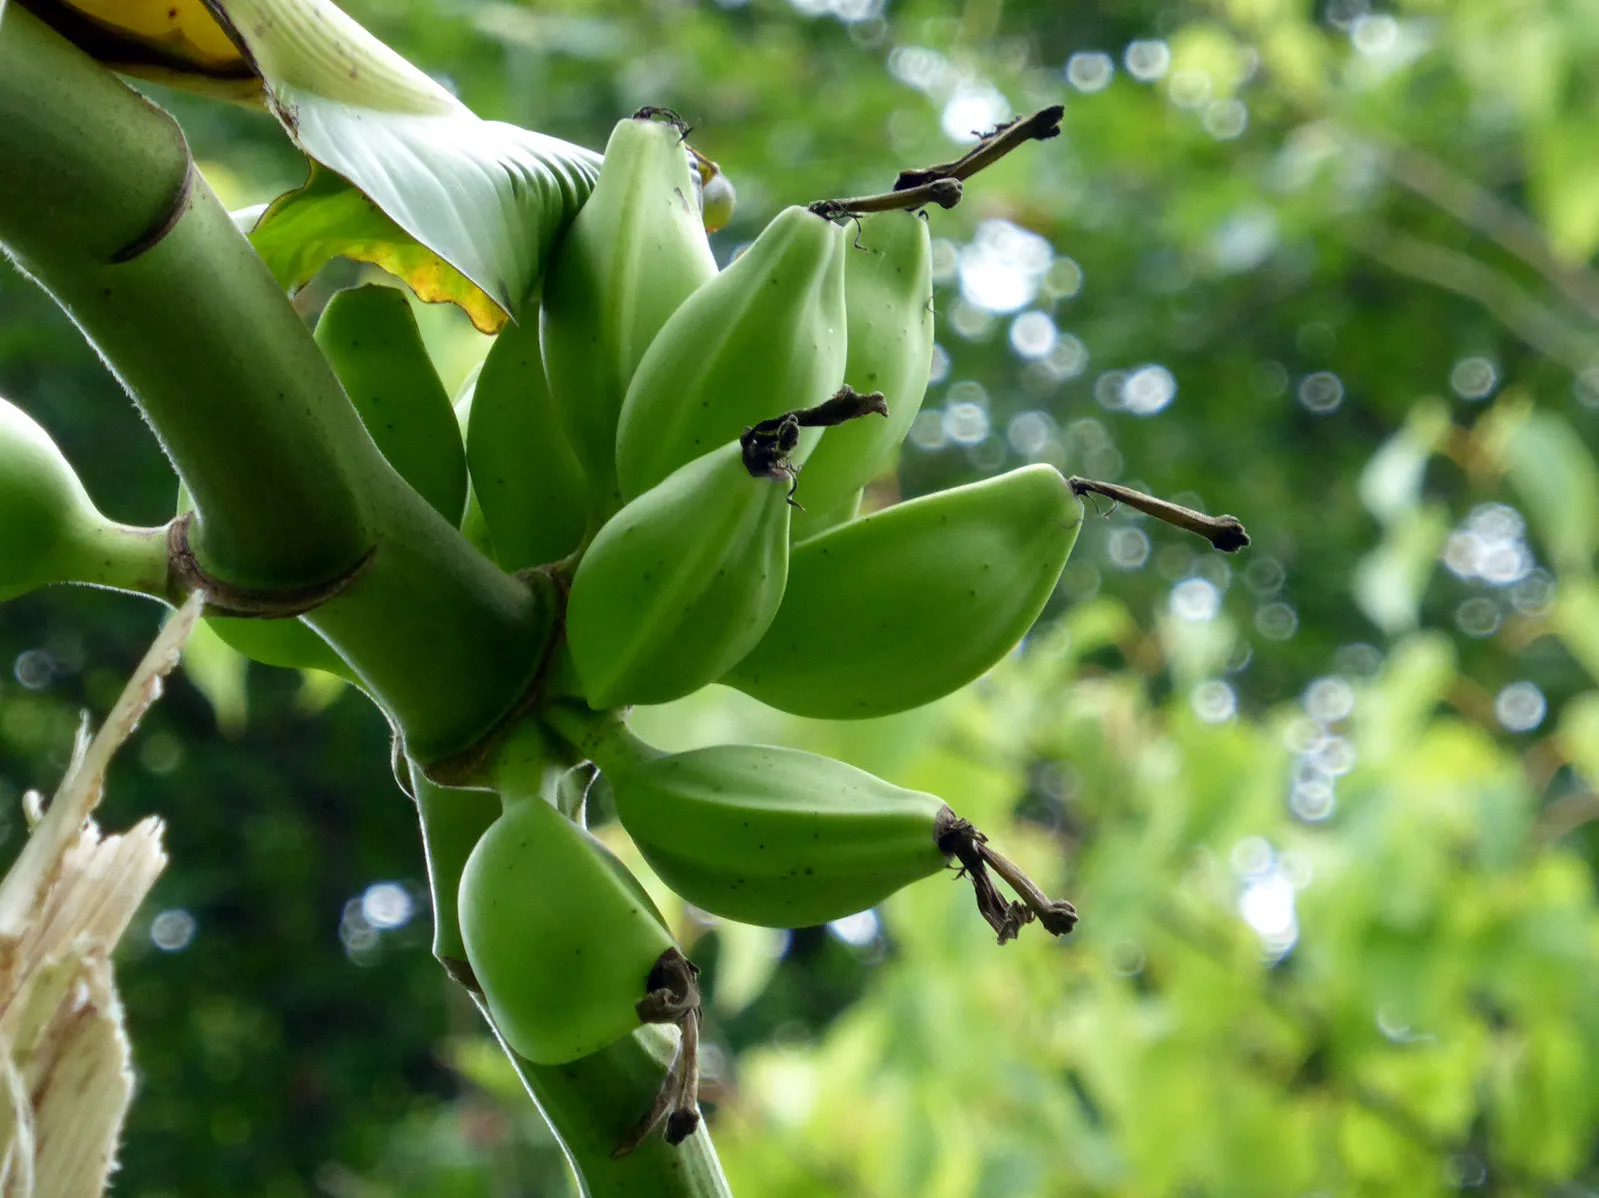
[203,613,354,679]
[724,465,1082,719]
[316,283,466,525]
[466,311,589,570]
[540,113,718,523]
[789,211,933,520]
[459,786,677,1065]
[550,709,1079,941]
[0,395,166,601]
[450,364,496,561]
[565,442,791,709]
[579,730,951,928]
[615,206,847,498]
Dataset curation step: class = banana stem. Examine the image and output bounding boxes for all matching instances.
[807,178,961,221]
[1068,477,1251,553]
[0,7,554,767]
[935,807,1078,943]
[543,702,662,776]
[893,105,1065,191]
[472,998,734,1198]
[409,766,500,989]
[69,521,178,602]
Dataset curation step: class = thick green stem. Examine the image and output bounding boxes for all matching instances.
[0,3,365,588]
[0,6,547,765]
[410,767,500,987]
[68,520,174,600]
[479,1005,734,1198]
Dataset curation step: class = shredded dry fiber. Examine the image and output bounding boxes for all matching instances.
[0,593,201,1197]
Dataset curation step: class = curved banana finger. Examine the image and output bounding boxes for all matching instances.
[724,465,1082,719]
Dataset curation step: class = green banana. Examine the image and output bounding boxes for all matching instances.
[548,709,1079,940]
[564,441,791,709]
[788,210,933,522]
[450,363,495,561]
[725,465,1082,719]
[610,741,950,928]
[0,395,168,601]
[615,205,848,498]
[459,745,677,1065]
[315,283,466,525]
[540,112,718,524]
[466,309,589,570]
[202,612,354,679]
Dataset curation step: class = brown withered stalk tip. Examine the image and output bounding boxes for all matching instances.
[808,177,963,221]
[740,386,889,508]
[614,948,704,1157]
[934,807,1078,945]
[894,105,1065,191]
[1069,477,1251,553]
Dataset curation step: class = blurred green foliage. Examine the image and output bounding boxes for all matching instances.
[2,0,1598,1194]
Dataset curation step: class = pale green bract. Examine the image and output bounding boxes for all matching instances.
[215,0,600,329]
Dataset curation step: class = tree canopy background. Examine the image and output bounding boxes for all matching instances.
[2,0,1597,1194]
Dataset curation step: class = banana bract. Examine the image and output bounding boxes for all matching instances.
[615,205,847,498]
[541,115,718,521]
[459,791,675,1065]
[466,312,588,570]
[791,211,933,521]
[603,740,952,929]
[725,465,1082,718]
[565,442,791,709]
[316,283,466,525]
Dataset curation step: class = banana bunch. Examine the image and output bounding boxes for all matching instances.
[724,465,1083,719]
[540,111,719,526]
[553,710,1078,941]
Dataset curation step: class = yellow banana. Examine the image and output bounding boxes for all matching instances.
[31,0,259,101]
